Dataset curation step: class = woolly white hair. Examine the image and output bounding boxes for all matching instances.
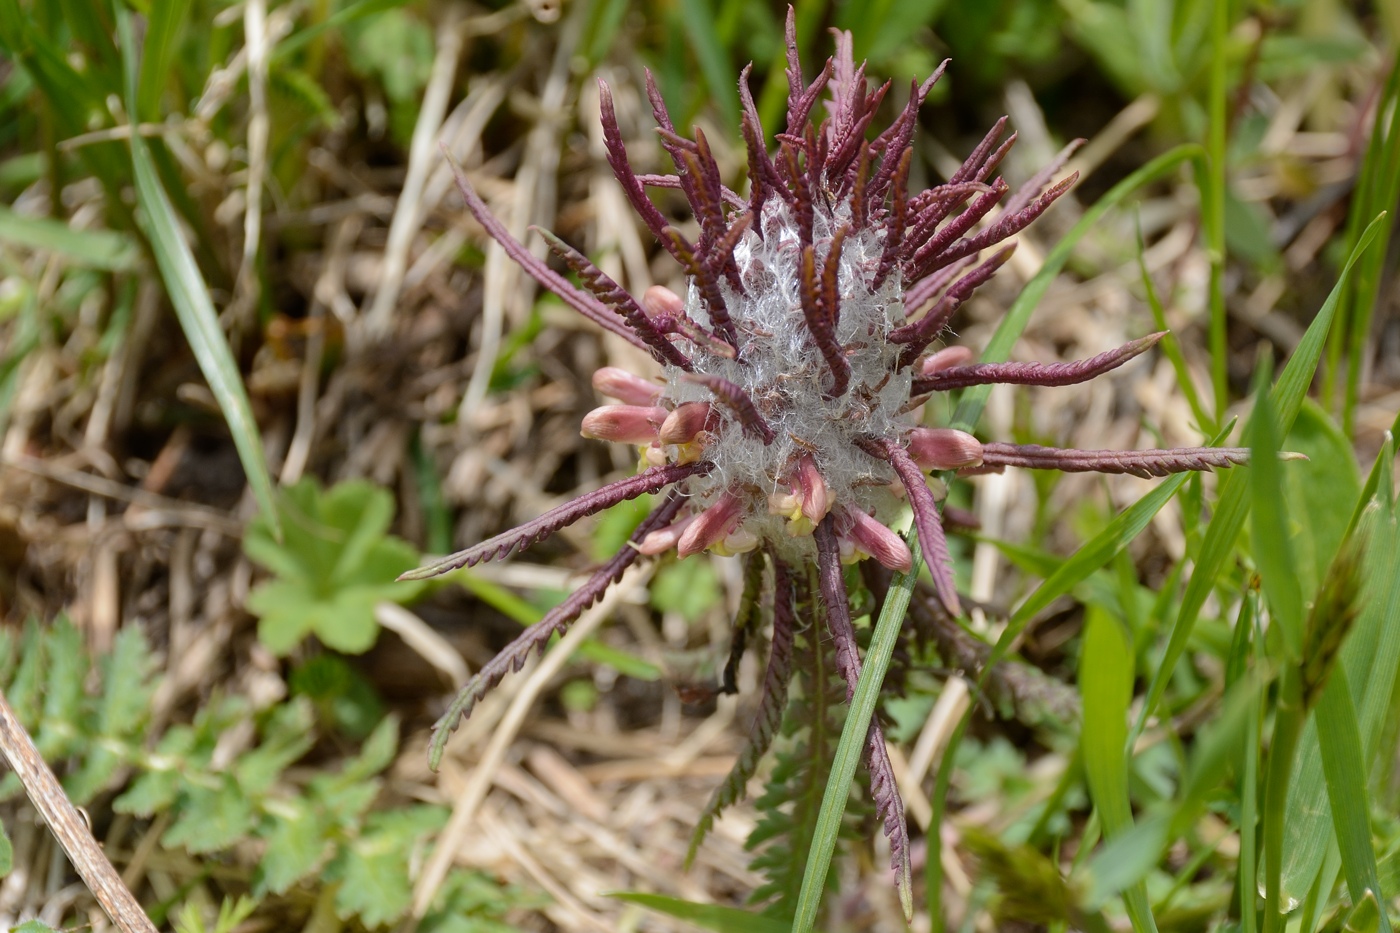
[661,197,913,558]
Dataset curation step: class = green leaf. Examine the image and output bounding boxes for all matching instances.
[249,581,322,655]
[256,803,331,896]
[236,700,316,795]
[163,778,257,854]
[679,0,740,128]
[318,588,384,653]
[0,204,141,270]
[610,892,793,933]
[329,807,447,927]
[1249,368,1304,660]
[1282,438,1400,906]
[115,767,182,817]
[1079,608,1158,933]
[117,10,280,538]
[0,817,12,876]
[1316,666,1392,933]
[792,538,918,932]
[11,922,62,933]
[342,714,400,783]
[39,619,87,759]
[98,626,158,738]
[245,478,423,655]
[135,0,191,120]
[1282,402,1362,595]
[1138,211,1389,733]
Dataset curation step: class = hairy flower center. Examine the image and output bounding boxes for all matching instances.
[661,197,913,558]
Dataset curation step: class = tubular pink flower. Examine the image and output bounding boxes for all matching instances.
[580,405,666,444]
[659,401,718,445]
[642,284,685,320]
[840,506,913,572]
[677,491,745,557]
[907,427,984,471]
[918,345,976,376]
[593,366,663,406]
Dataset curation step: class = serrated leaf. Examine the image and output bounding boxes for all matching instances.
[323,481,395,584]
[115,767,182,817]
[236,699,316,795]
[8,620,45,726]
[11,921,62,933]
[256,804,331,896]
[328,807,447,927]
[39,619,87,759]
[65,746,124,806]
[162,778,256,854]
[245,477,422,655]
[316,588,382,653]
[99,625,158,738]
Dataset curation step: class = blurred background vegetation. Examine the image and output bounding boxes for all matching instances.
[0,0,1398,931]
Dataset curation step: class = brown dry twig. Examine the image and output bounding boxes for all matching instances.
[0,687,158,933]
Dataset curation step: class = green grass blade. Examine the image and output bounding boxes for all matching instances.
[610,892,792,933]
[1342,412,1400,545]
[679,0,740,129]
[1137,220,1212,433]
[135,0,192,120]
[950,143,1202,433]
[273,0,409,63]
[1136,212,1388,734]
[1339,59,1400,436]
[117,10,281,537]
[987,437,1217,677]
[1079,608,1158,933]
[1248,368,1304,659]
[1203,0,1229,422]
[1316,666,1392,933]
[1281,452,1400,909]
[791,539,919,933]
[0,204,140,271]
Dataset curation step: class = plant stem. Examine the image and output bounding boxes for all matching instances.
[0,687,159,933]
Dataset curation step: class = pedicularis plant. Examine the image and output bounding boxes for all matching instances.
[404,11,1266,913]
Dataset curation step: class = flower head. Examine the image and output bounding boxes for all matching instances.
[405,10,1256,906]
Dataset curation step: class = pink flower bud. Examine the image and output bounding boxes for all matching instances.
[642,285,685,319]
[677,492,744,557]
[639,513,696,555]
[592,367,662,406]
[907,427,983,471]
[840,507,912,572]
[659,402,718,444]
[918,345,976,376]
[580,405,666,444]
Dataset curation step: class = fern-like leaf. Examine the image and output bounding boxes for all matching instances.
[688,556,793,865]
[746,564,869,920]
